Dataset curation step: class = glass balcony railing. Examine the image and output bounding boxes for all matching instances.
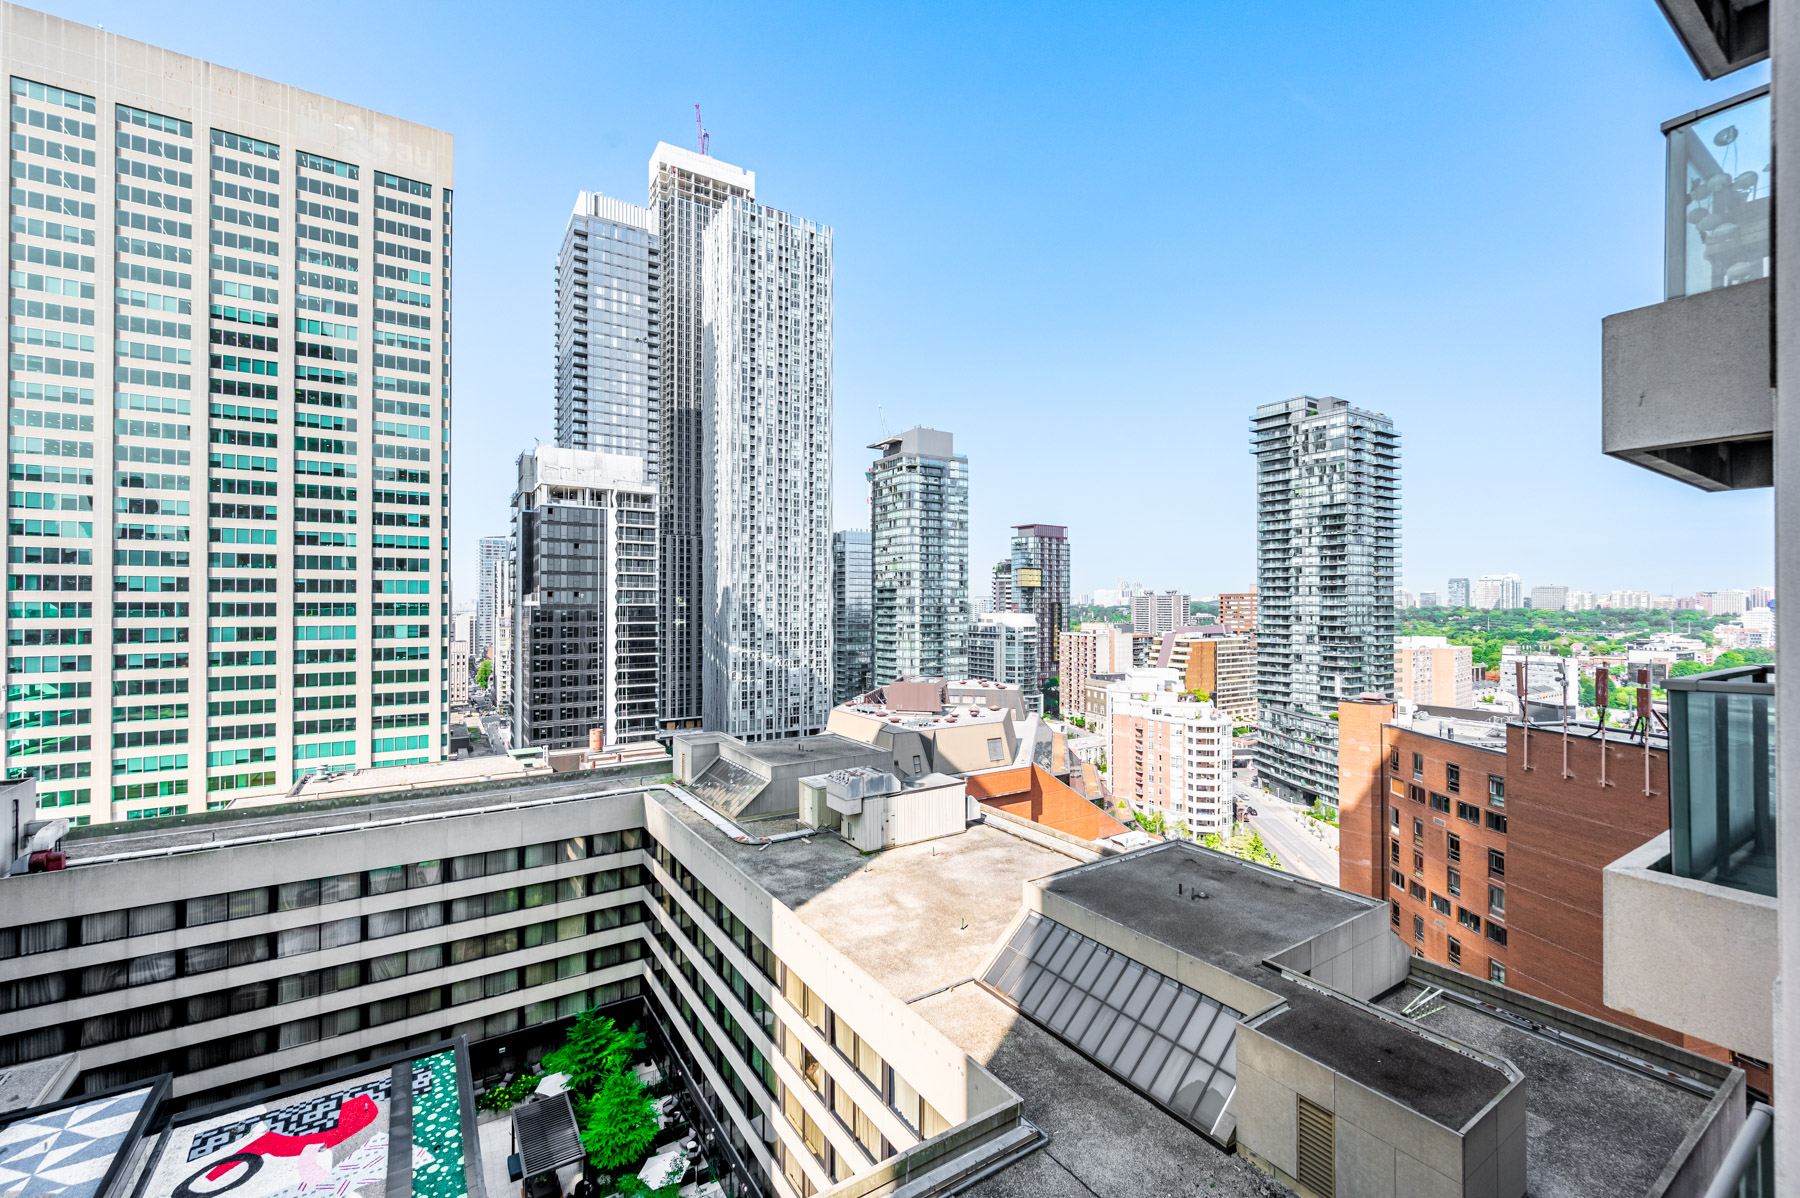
[1666,664,1775,896]
[1665,86,1771,299]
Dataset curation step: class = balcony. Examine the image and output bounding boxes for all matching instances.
[1601,86,1772,490]
[1602,665,1777,1059]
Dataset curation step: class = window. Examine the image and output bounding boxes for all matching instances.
[1389,806,1399,830]
[1447,833,1461,863]
[1485,811,1507,833]
[1390,900,1399,926]
[1488,885,1505,918]
[1389,748,1400,771]
[1488,775,1505,807]
[1430,793,1450,814]
[1489,959,1506,984]
[1390,868,1405,889]
[1408,881,1425,901]
[1488,849,1505,877]
[1390,839,1400,865]
[1409,784,1425,804]
[1446,763,1461,794]
[1412,851,1424,875]
[1457,907,1481,932]
[1429,893,1450,916]
[986,737,1003,762]
[1446,867,1461,897]
[1413,914,1424,942]
[1411,752,1423,780]
[1487,924,1508,948]
[1412,817,1424,841]
[1456,801,1480,823]
[1447,936,1462,966]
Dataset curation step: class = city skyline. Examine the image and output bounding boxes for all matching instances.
[20,1,1773,606]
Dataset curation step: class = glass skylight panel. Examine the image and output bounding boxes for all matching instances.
[981,911,1242,1142]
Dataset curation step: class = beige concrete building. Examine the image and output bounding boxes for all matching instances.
[0,5,454,825]
[824,678,1025,781]
[1059,622,1152,720]
[1394,635,1474,708]
[1217,588,1257,636]
[1155,627,1256,725]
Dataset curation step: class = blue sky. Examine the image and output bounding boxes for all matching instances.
[43,0,1775,601]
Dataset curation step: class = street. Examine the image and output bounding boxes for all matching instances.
[1246,805,1339,886]
[478,710,511,754]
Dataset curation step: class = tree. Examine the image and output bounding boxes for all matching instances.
[540,1010,659,1174]
[475,659,492,689]
[543,1009,640,1096]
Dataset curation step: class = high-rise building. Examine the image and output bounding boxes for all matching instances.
[507,448,657,751]
[448,635,469,708]
[1529,584,1569,611]
[966,613,1039,699]
[1418,590,1440,607]
[990,559,1013,612]
[1447,578,1472,607]
[1393,635,1474,708]
[1161,629,1257,725]
[867,427,968,685]
[649,144,753,736]
[492,551,515,706]
[1217,588,1258,636]
[0,11,453,823]
[1009,524,1069,696]
[554,192,658,470]
[477,535,511,659]
[1251,396,1399,806]
[1107,673,1233,837]
[1708,588,1751,615]
[831,529,872,703]
[1566,589,1596,611]
[1129,589,1188,636]
[1396,586,1415,609]
[1057,621,1138,720]
[1750,584,1775,609]
[1473,573,1522,610]
[694,159,834,741]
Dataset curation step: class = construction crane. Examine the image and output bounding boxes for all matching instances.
[694,104,709,156]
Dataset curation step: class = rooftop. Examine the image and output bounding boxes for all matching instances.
[1038,841,1373,975]
[1387,705,1511,752]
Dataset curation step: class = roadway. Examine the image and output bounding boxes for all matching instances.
[1230,767,1339,885]
[477,709,511,754]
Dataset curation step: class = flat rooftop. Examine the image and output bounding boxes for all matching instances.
[1039,841,1375,976]
[833,703,1011,729]
[1376,976,1715,1198]
[728,733,878,766]
[657,792,1077,999]
[1389,707,1509,752]
[1255,985,1508,1128]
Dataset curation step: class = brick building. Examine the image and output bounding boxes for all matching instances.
[1216,588,1257,637]
[1336,697,1767,1094]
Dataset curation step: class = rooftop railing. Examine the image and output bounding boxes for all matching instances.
[1665,86,1771,299]
[1666,663,1775,896]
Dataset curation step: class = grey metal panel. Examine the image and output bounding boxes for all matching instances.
[1601,278,1773,490]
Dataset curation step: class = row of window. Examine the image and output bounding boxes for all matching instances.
[1399,749,1505,806]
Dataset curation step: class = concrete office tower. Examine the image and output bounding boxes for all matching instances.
[1251,396,1399,806]
[555,191,658,469]
[967,612,1040,695]
[990,559,1013,612]
[1529,584,1569,611]
[1217,588,1258,636]
[1473,573,1522,610]
[1009,524,1069,696]
[1447,578,1472,607]
[649,144,753,736]
[832,529,872,703]
[477,535,510,658]
[697,171,834,741]
[508,447,657,751]
[0,9,453,823]
[1130,589,1189,636]
[492,551,515,705]
[868,427,968,686]
[1393,635,1474,708]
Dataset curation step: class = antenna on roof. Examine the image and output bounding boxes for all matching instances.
[694,104,709,156]
[877,404,888,437]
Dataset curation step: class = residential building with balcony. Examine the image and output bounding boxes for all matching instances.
[1128,589,1188,636]
[966,613,1039,705]
[1153,626,1256,726]
[1108,687,1232,838]
[831,529,872,704]
[1251,396,1400,807]
[554,191,659,469]
[867,428,968,687]
[1008,524,1069,698]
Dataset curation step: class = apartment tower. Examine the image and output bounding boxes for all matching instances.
[0,8,453,823]
[867,427,968,685]
[1216,588,1257,637]
[686,150,834,740]
[648,144,752,736]
[1008,524,1068,697]
[1251,395,1399,806]
[1130,589,1188,636]
[476,534,509,659]
[554,191,658,469]
[831,529,871,703]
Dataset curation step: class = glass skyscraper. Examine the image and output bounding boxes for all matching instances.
[868,427,967,685]
[831,528,871,703]
[3,11,453,823]
[1251,395,1399,806]
[554,191,658,472]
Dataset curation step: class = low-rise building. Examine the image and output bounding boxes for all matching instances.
[1216,588,1257,636]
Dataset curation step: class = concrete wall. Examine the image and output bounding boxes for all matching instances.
[1603,831,1777,1059]
[1265,905,1411,1004]
[1335,698,1396,899]
[1235,1022,1525,1198]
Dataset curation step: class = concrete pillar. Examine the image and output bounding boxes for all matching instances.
[1772,0,1799,1184]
